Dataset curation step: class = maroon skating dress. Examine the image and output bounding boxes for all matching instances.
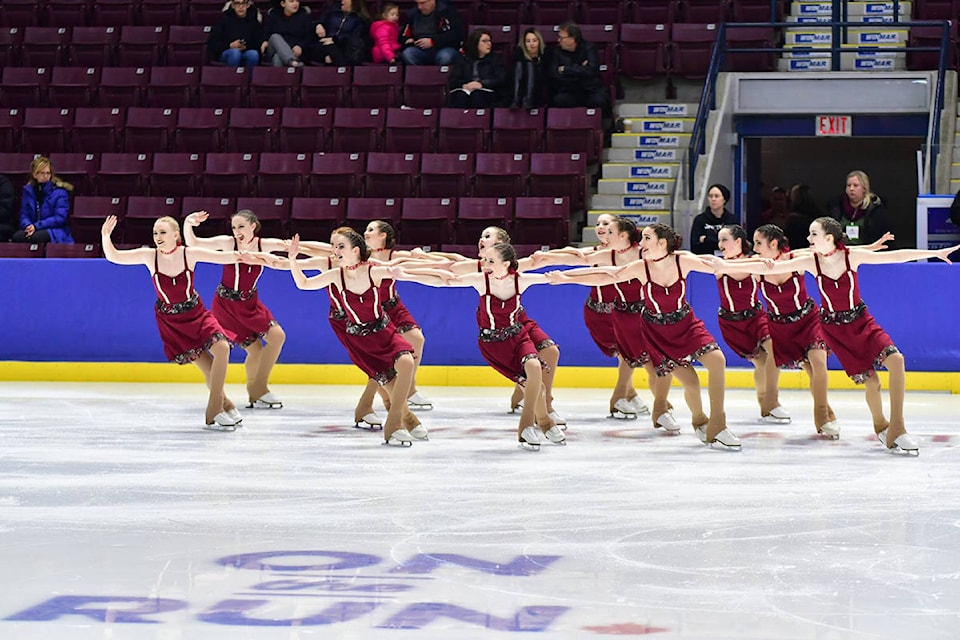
[813,248,898,383]
[610,260,652,368]
[583,248,622,358]
[476,271,545,384]
[378,249,419,333]
[152,249,226,364]
[211,238,276,348]
[758,256,828,369]
[715,270,769,359]
[329,265,413,385]
[475,258,555,350]
[641,255,719,375]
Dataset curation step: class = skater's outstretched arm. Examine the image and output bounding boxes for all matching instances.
[101,216,154,267]
[545,262,643,286]
[849,244,959,268]
[384,265,468,288]
[288,235,341,290]
[182,211,234,251]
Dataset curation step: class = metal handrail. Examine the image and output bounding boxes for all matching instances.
[686,18,951,201]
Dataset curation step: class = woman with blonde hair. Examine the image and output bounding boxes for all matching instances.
[101,215,245,431]
[13,156,74,244]
[510,27,546,109]
[826,170,892,247]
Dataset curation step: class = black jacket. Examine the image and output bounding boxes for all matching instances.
[545,40,603,95]
[263,7,316,51]
[448,52,509,104]
[690,208,738,255]
[0,174,16,241]
[399,1,464,51]
[826,196,892,246]
[206,8,264,57]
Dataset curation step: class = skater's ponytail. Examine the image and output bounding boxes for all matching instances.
[646,223,682,253]
[813,216,848,250]
[614,217,639,245]
[722,224,752,255]
[370,220,396,249]
[492,242,518,271]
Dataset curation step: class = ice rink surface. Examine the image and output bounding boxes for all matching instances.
[1,381,959,639]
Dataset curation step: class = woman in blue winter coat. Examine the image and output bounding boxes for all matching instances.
[13,156,73,244]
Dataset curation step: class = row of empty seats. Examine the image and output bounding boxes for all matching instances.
[0,151,588,210]
[0,106,603,163]
[0,23,778,78]
[0,0,782,29]
[65,195,572,247]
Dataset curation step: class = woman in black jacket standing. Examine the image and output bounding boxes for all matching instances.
[446,28,509,108]
[690,183,737,255]
[826,170,892,247]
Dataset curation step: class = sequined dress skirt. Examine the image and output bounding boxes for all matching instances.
[212,285,275,348]
[583,297,618,358]
[478,323,543,385]
[154,295,227,365]
[820,303,897,383]
[766,299,828,369]
[717,305,770,359]
[642,304,719,374]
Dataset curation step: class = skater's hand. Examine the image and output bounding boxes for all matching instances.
[544,270,566,283]
[101,215,118,237]
[877,231,895,248]
[936,244,960,264]
[288,234,300,258]
[184,211,208,227]
[698,254,723,271]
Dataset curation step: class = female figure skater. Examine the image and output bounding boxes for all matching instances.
[709,217,957,454]
[390,242,564,450]
[443,226,565,425]
[752,224,837,438]
[714,225,789,424]
[101,215,243,431]
[545,213,659,421]
[183,210,286,409]
[363,220,432,410]
[286,230,425,446]
[548,223,740,450]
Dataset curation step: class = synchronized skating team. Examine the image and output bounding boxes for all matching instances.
[100,210,958,455]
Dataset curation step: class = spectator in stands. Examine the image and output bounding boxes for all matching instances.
[510,27,546,110]
[0,173,15,242]
[316,0,371,65]
[826,169,892,247]
[370,3,402,64]
[759,186,789,228]
[690,183,736,255]
[206,0,263,68]
[545,22,610,115]
[261,0,316,67]
[783,183,823,250]
[399,0,463,66]
[12,157,73,245]
[446,28,508,108]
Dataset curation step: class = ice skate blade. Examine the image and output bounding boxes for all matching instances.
[887,433,919,456]
[609,409,638,420]
[695,426,741,450]
[354,412,383,430]
[407,391,433,411]
[759,414,791,424]
[203,414,237,433]
[247,392,282,409]
[509,401,523,414]
[384,429,414,446]
[547,410,566,427]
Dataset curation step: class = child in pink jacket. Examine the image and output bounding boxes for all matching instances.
[370,3,402,63]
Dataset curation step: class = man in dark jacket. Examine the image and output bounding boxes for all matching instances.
[206,0,264,67]
[399,0,463,66]
[0,174,15,242]
[545,22,610,115]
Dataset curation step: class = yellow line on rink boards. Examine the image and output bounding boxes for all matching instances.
[2,362,960,393]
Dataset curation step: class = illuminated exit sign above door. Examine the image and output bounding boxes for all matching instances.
[816,115,852,136]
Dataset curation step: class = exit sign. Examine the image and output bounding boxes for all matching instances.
[816,115,852,136]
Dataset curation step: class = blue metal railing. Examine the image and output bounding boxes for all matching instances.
[686,17,951,200]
